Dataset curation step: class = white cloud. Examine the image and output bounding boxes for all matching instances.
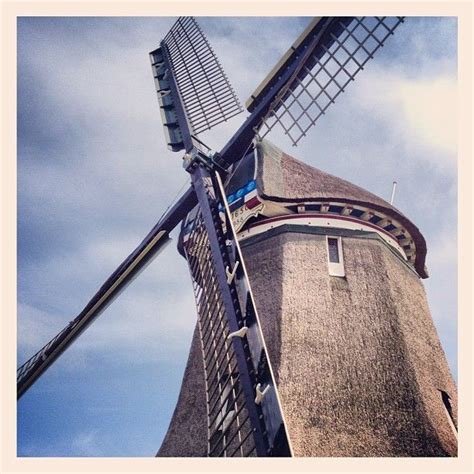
[20,430,107,457]
[18,235,197,370]
[352,66,457,169]
[426,227,458,269]
[422,223,457,367]
[70,430,104,457]
[17,303,65,355]
[396,77,457,155]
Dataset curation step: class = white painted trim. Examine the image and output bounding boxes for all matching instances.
[237,214,407,260]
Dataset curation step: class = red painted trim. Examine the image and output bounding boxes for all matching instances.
[246,196,261,209]
[246,213,404,245]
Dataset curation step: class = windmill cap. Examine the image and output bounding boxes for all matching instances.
[254,139,428,279]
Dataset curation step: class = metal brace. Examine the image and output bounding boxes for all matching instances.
[225,261,240,284]
[157,89,171,97]
[255,383,271,405]
[252,127,263,146]
[182,147,226,174]
[227,326,248,340]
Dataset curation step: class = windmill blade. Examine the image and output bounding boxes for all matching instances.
[180,156,293,456]
[148,19,292,455]
[253,16,405,146]
[217,16,404,167]
[150,17,243,152]
[17,188,196,399]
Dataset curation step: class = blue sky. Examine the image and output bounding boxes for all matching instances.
[17,16,457,456]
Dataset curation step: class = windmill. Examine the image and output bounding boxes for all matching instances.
[17,16,458,457]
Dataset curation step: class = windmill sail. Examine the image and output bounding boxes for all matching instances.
[250,16,405,146]
[16,189,196,399]
[218,16,404,167]
[149,16,293,456]
[150,17,243,151]
[181,168,292,456]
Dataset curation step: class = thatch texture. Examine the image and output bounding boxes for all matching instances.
[157,325,208,456]
[255,140,427,278]
[242,231,457,456]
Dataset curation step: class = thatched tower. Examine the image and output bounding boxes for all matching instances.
[157,140,457,457]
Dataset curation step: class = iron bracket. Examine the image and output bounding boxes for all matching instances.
[183,148,227,174]
[227,326,249,339]
[255,383,271,405]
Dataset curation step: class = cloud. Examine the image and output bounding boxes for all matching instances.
[19,430,106,457]
[17,215,198,376]
[70,431,104,457]
[353,67,457,163]
[426,227,458,270]
[18,292,196,364]
[17,304,66,356]
[396,77,457,155]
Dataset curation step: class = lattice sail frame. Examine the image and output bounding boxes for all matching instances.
[180,166,293,457]
[259,16,405,146]
[163,17,243,135]
[17,321,74,392]
[183,210,256,456]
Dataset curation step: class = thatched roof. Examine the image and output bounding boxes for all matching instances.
[254,140,428,278]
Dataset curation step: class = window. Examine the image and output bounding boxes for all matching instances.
[327,238,340,263]
[440,390,457,438]
[327,236,345,277]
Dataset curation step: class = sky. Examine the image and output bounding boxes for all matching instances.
[16,16,458,457]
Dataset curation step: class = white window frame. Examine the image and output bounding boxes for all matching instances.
[326,236,345,277]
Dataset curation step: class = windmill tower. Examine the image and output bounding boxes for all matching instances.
[158,138,458,457]
[17,16,457,458]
